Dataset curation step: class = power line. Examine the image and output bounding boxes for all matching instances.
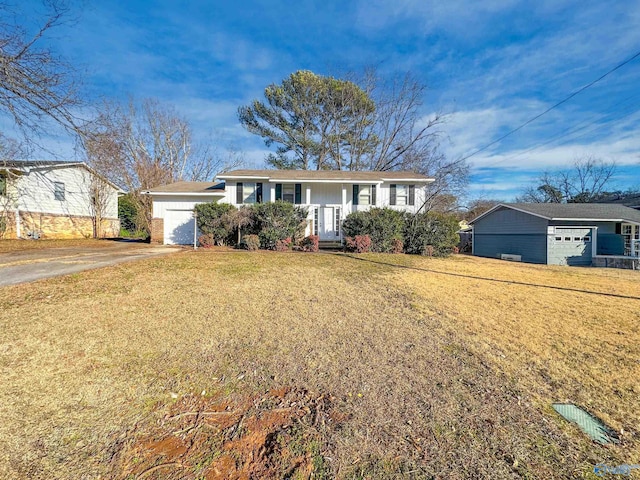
[459,49,640,162]
[480,91,640,169]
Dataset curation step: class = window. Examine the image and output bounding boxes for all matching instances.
[390,184,415,206]
[353,184,377,206]
[0,174,6,196]
[54,182,65,201]
[574,236,581,242]
[314,207,319,235]
[555,236,562,241]
[282,184,295,203]
[564,237,571,242]
[236,182,262,204]
[583,236,591,242]
[275,183,302,204]
[335,207,341,237]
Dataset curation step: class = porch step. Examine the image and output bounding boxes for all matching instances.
[318,240,343,250]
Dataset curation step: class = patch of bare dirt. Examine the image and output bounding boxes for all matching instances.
[111,388,339,479]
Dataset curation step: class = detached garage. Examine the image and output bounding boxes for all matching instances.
[469,203,640,266]
[144,181,225,245]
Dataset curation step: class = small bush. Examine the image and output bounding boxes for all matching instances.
[391,238,404,254]
[301,235,319,252]
[275,237,292,252]
[198,234,214,248]
[243,234,260,251]
[345,234,372,253]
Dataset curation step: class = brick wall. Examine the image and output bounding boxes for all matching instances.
[150,217,164,244]
[0,211,120,239]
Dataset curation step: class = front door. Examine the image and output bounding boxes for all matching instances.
[318,206,340,240]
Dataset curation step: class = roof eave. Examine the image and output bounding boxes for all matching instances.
[144,191,226,196]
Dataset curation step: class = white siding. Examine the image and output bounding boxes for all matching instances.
[152,196,217,217]
[220,180,426,214]
[10,165,118,218]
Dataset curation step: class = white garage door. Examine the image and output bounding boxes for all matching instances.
[164,209,197,245]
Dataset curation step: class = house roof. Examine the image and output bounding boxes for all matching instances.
[0,160,124,192]
[144,181,226,195]
[470,203,640,225]
[216,169,434,183]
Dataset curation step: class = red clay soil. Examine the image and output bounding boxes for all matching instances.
[112,388,339,480]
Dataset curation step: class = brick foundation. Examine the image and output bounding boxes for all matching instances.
[150,217,164,244]
[0,211,120,239]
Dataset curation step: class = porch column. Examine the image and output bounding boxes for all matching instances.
[341,184,347,212]
[270,185,275,202]
[305,185,311,205]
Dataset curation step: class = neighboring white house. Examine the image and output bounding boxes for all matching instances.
[144,169,434,245]
[0,161,121,239]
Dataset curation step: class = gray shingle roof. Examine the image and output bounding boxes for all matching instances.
[145,181,225,193]
[217,169,433,182]
[504,203,640,223]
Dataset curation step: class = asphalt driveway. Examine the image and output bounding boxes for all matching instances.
[0,241,181,287]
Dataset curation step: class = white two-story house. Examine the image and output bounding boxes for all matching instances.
[145,169,434,245]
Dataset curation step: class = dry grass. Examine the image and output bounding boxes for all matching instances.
[0,238,121,253]
[0,251,637,479]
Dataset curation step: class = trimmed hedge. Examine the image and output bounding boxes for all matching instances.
[194,201,307,250]
[342,208,404,253]
[251,201,308,250]
[342,207,459,256]
[195,202,237,246]
[403,211,460,256]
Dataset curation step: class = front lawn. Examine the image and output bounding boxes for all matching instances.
[0,251,637,479]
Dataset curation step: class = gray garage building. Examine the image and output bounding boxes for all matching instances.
[469,203,640,266]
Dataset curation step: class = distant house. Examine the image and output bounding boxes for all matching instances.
[469,203,640,267]
[593,192,640,210]
[0,161,121,239]
[145,169,434,245]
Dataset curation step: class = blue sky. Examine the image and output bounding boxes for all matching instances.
[15,0,640,200]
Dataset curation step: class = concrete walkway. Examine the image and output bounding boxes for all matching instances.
[0,242,181,287]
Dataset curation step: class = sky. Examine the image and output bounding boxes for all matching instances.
[12,0,640,201]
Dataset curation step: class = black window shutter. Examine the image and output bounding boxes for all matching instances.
[295,183,302,204]
[256,183,263,203]
[390,184,396,205]
[275,183,282,201]
[371,185,376,205]
[615,223,621,234]
[409,185,415,206]
[236,182,243,204]
[352,185,359,205]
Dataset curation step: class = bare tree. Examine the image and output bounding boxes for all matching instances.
[0,1,83,142]
[0,134,28,237]
[517,156,617,203]
[84,98,244,232]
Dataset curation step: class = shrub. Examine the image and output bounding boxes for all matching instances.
[342,208,404,253]
[243,234,260,251]
[391,238,404,254]
[118,194,140,234]
[403,211,460,256]
[252,201,308,250]
[345,234,372,253]
[275,237,292,252]
[198,234,214,248]
[301,235,319,252]
[195,202,237,246]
